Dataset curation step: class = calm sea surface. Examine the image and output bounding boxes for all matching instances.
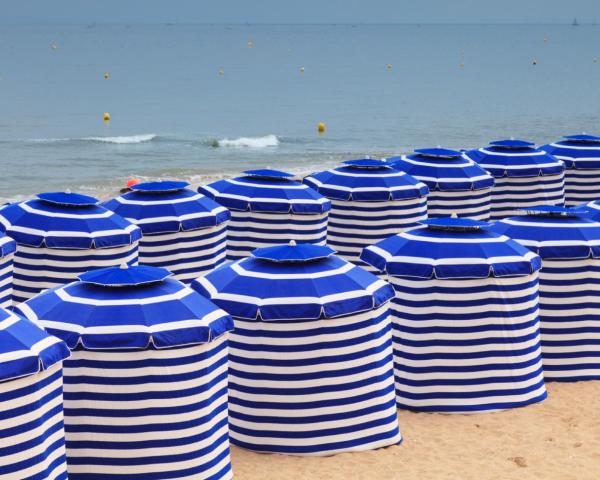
[0,23,599,202]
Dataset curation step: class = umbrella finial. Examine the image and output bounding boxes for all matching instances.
[365,155,371,159]
[289,239,297,247]
[451,212,458,218]
[65,188,72,194]
[120,262,129,270]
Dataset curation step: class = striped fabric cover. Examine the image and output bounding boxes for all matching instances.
[388,150,494,220]
[490,211,600,381]
[464,141,565,220]
[102,183,231,284]
[0,308,71,480]
[542,135,600,206]
[0,235,17,308]
[303,160,428,271]
[192,244,402,455]
[0,193,141,304]
[361,219,547,413]
[17,265,235,479]
[199,172,331,261]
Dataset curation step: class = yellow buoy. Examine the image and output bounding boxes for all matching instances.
[103,112,111,122]
[459,62,465,68]
[387,64,392,70]
[103,72,109,80]
[317,122,326,134]
[218,68,224,76]
[300,66,305,74]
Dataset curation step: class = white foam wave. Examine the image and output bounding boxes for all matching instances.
[82,134,157,144]
[217,134,279,148]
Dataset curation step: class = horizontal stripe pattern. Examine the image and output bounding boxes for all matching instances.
[138,224,228,283]
[0,363,68,480]
[487,173,566,220]
[11,243,139,304]
[425,187,492,220]
[388,274,547,412]
[227,305,402,455]
[562,168,600,206]
[226,211,328,260]
[61,334,233,480]
[537,259,600,381]
[326,198,427,271]
[0,254,14,308]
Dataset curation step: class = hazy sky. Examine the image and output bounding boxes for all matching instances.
[2,0,599,25]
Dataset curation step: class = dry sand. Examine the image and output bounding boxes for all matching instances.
[231,382,600,480]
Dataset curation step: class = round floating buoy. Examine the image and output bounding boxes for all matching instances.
[218,68,224,75]
[317,122,326,134]
[387,64,392,70]
[51,44,58,50]
[103,72,109,80]
[532,59,538,65]
[300,66,305,74]
[247,40,253,48]
[459,63,465,68]
[126,178,140,188]
[103,112,111,122]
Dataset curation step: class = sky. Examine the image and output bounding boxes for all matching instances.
[1,0,598,25]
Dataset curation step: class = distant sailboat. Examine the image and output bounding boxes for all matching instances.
[572,18,579,26]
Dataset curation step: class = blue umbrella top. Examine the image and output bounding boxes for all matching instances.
[15,264,234,350]
[542,134,600,169]
[0,307,70,383]
[0,234,16,258]
[489,205,600,260]
[102,181,231,235]
[0,191,142,249]
[463,139,565,178]
[576,200,600,222]
[387,148,494,191]
[198,169,331,214]
[191,241,395,321]
[303,158,429,201]
[360,217,541,279]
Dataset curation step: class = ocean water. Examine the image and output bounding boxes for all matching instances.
[0,23,599,202]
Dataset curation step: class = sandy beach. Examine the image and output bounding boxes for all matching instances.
[231,381,599,480]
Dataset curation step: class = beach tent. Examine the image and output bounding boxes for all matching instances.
[102,181,230,283]
[463,139,565,219]
[0,307,70,479]
[0,192,141,304]
[489,206,600,381]
[192,241,402,455]
[16,264,235,479]
[199,170,331,260]
[0,234,17,307]
[361,217,547,412]
[387,148,494,220]
[542,134,600,206]
[303,159,428,271]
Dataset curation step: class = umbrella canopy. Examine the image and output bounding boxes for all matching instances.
[303,158,428,201]
[102,181,231,234]
[16,264,233,349]
[193,242,394,320]
[576,200,600,221]
[361,217,541,279]
[387,148,494,220]
[489,206,600,381]
[0,192,141,249]
[199,170,331,260]
[542,134,600,206]
[463,140,565,219]
[192,242,402,455]
[360,217,546,412]
[17,264,235,479]
[199,170,331,214]
[102,181,230,283]
[0,307,70,480]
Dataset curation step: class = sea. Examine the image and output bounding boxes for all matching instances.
[0,23,599,203]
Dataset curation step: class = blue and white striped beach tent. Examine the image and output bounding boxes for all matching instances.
[387,148,494,220]
[199,170,331,260]
[192,241,402,455]
[16,264,235,480]
[0,234,17,307]
[0,192,141,304]
[542,134,600,206]
[463,139,565,219]
[102,181,231,283]
[490,206,600,381]
[361,217,547,413]
[303,159,428,271]
[0,307,70,480]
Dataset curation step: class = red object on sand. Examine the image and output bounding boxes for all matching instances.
[126,178,140,188]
